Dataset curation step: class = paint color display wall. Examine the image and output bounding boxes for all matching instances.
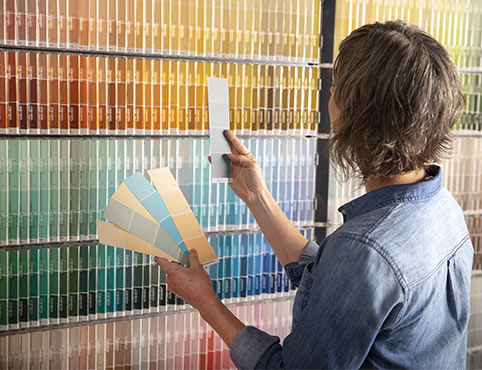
[0,0,324,366]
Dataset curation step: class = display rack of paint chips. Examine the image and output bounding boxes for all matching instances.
[0,229,312,330]
[0,51,321,136]
[0,0,321,63]
[334,0,482,69]
[0,298,294,369]
[0,137,316,246]
[334,0,482,134]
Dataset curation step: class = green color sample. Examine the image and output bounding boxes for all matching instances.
[69,246,79,319]
[49,248,59,320]
[29,249,39,323]
[19,140,29,242]
[29,140,40,242]
[0,140,8,244]
[50,140,60,241]
[79,245,89,317]
[39,140,50,241]
[8,140,20,242]
[39,248,49,320]
[59,140,70,240]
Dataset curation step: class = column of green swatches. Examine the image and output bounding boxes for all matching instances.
[29,248,39,326]
[68,245,79,322]
[88,141,98,239]
[70,140,81,241]
[106,245,116,317]
[150,259,159,312]
[49,247,59,324]
[98,141,108,231]
[38,140,50,242]
[59,140,70,241]
[79,140,90,240]
[8,140,19,243]
[29,140,40,243]
[124,250,133,312]
[97,244,107,318]
[115,247,125,315]
[143,254,150,312]
[79,245,89,319]
[88,245,97,319]
[19,249,29,327]
[133,252,143,314]
[19,140,29,243]
[107,140,116,199]
[39,248,49,325]
[0,140,7,245]
[8,250,19,328]
[59,246,69,322]
[0,251,8,329]
[50,140,60,242]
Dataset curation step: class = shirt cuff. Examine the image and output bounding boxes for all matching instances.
[284,240,319,288]
[230,326,280,370]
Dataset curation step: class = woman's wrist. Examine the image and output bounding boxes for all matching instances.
[246,186,275,213]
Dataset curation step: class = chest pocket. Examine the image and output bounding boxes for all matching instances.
[292,263,314,324]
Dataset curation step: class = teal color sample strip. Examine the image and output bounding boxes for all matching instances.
[88,245,97,318]
[8,140,20,243]
[29,249,39,326]
[68,246,79,322]
[115,247,125,315]
[97,244,106,317]
[69,140,81,241]
[19,140,29,243]
[59,140,70,241]
[103,198,188,265]
[59,247,69,322]
[88,141,98,238]
[133,252,143,313]
[106,245,116,317]
[79,140,90,240]
[8,250,19,328]
[123,172,188,255]
[38,140,50,242]
[49,140,60,241]
[48,247,59,324]
[79,245,89,318]
[29,140,40,243]
[124,250,133,312]
[0,251,8,329]
[142,254,150,312]
[39,248,49,325]
[0,141,7,245]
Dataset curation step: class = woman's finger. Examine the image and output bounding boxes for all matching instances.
[224,130,250,155]
[227,153,254,167]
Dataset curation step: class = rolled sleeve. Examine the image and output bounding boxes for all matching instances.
[284,240,319,288]
[230,326,280,370]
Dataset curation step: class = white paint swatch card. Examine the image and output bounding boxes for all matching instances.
[207,77,233,183]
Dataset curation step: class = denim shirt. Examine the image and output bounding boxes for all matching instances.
[230,165,473,369]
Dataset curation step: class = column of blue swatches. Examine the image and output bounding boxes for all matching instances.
[240,234,248,299]
[232,234,240,300]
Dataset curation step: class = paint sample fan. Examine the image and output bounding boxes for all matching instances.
[97,168,218,266]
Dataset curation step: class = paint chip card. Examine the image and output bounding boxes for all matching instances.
[207,77,233,183]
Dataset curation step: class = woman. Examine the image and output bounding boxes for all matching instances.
[155,21,473,368]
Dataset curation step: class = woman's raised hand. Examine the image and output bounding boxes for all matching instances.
[223,130,268,205]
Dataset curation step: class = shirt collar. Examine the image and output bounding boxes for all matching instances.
[338,165,442,222]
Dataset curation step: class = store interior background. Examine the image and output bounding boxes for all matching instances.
[0,0,481,368]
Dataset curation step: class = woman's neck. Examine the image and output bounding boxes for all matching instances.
[365,168,427,193]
